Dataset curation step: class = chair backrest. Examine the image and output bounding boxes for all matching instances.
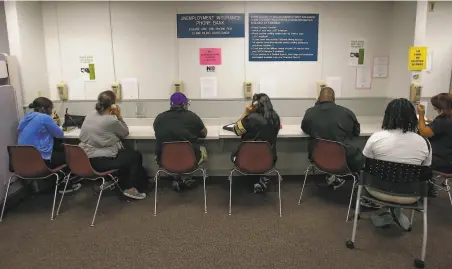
[311,138,349,174]
[63,144,95,177]
[235,141,274,174]
[7,145,50,177]
[362,158,431,197]
[160,141,198,174]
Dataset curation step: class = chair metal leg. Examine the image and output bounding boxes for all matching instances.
[414,197,428,268]
[228,170,233,216]
[346,185,363,249]
[445,179,452,206]
[0,175,14,222]
[346,175,357,222]
[421,197,428,261]
[154,171,159,216]
[56,172,71,216]
[91,178,105,227]
[298,165,311,205]
[50,174,59,220]
[410,209,415,226]
[276,170,282,217]
[203,169,207,214]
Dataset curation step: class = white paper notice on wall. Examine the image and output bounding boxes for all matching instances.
[200,77,218,98]
[349,40,365,66]
[259,78,276,97]
[68,78,86,100]
[325,77,342,97]
[79,55,95,82]
[373,56,389,78]
[356,67,372,89]
[120,78,139,100]
[0,61,7,78]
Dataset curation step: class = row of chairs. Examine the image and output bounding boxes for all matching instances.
[2,139,451,268]
[1,141,283,226]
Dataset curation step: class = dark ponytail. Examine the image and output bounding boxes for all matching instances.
[29,97,53,115]
[95,90,116,114]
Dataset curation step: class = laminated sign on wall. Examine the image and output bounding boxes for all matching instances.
[79,55,96,81]
[349,40,365,66]
[408,46,427,71]
[200,48,222,65]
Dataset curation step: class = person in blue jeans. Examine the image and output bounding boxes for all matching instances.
[17,97,81,193]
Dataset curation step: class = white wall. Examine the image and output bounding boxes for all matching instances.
[387,1,416,99]
[423,2,452,97]
[5,1,49,104]
[0,2,10,54]
[40,1,413,101]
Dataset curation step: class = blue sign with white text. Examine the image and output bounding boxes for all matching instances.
[177,13,245,38]
[249,13,319,61]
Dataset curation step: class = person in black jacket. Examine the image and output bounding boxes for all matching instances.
[301,87,363,188]
[231,93,281,193]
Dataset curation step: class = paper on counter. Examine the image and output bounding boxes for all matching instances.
[200,77,218,98]
[120,78,139,100]
[326,77,342,97]
[373,56,389,78]
[259,77,276,97]
[356,67,372,89]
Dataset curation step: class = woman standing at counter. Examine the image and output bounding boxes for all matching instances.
[79,91,148,200]
[418,93,452,196]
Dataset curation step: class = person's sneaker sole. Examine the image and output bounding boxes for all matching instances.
[172,181,181,192]
[391,208,411,231]
[332,179,346,190]
[58,183,82,194]
[123,192,146,200]
[254,183,263,194]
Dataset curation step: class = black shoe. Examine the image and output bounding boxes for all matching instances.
[360,199,382,209]
[172,180,181,192]
[182,178,196,189]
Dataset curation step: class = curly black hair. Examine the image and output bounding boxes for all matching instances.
[382,98,418,133]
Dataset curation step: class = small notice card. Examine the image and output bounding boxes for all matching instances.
[200,48,222,65]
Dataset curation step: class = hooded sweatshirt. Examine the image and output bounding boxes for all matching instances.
[18,112,64,160]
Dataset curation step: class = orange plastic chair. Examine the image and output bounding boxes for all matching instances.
[1,146,67,222]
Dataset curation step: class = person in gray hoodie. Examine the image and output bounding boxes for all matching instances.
[79,91,148,200]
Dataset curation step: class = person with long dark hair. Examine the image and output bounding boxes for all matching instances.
[18,97,81,193]
[79,91,148,200]
[418,93,452,196]
[362,98,431,229]
[231,93,281,193]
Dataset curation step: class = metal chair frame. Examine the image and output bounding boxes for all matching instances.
[153,141,208,216]
[297,138,358,222]
[228,141,283,217]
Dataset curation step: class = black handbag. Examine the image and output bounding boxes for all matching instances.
[62,108,86,129]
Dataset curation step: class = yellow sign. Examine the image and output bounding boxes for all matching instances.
[408,46,427,70]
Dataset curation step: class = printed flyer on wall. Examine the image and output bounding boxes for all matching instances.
[349,40,365,66]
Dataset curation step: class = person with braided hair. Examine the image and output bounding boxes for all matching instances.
[362,98,431,229]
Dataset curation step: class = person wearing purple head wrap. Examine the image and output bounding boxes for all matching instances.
[153,92,208,191]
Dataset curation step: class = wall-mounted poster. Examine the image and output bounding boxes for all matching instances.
[200,48,222,65]
[349,40,365,66]
[79,55,95,81]
[248,13,319,62]
[177,14,245,38]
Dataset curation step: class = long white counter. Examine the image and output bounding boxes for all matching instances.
[64,117,383,139]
